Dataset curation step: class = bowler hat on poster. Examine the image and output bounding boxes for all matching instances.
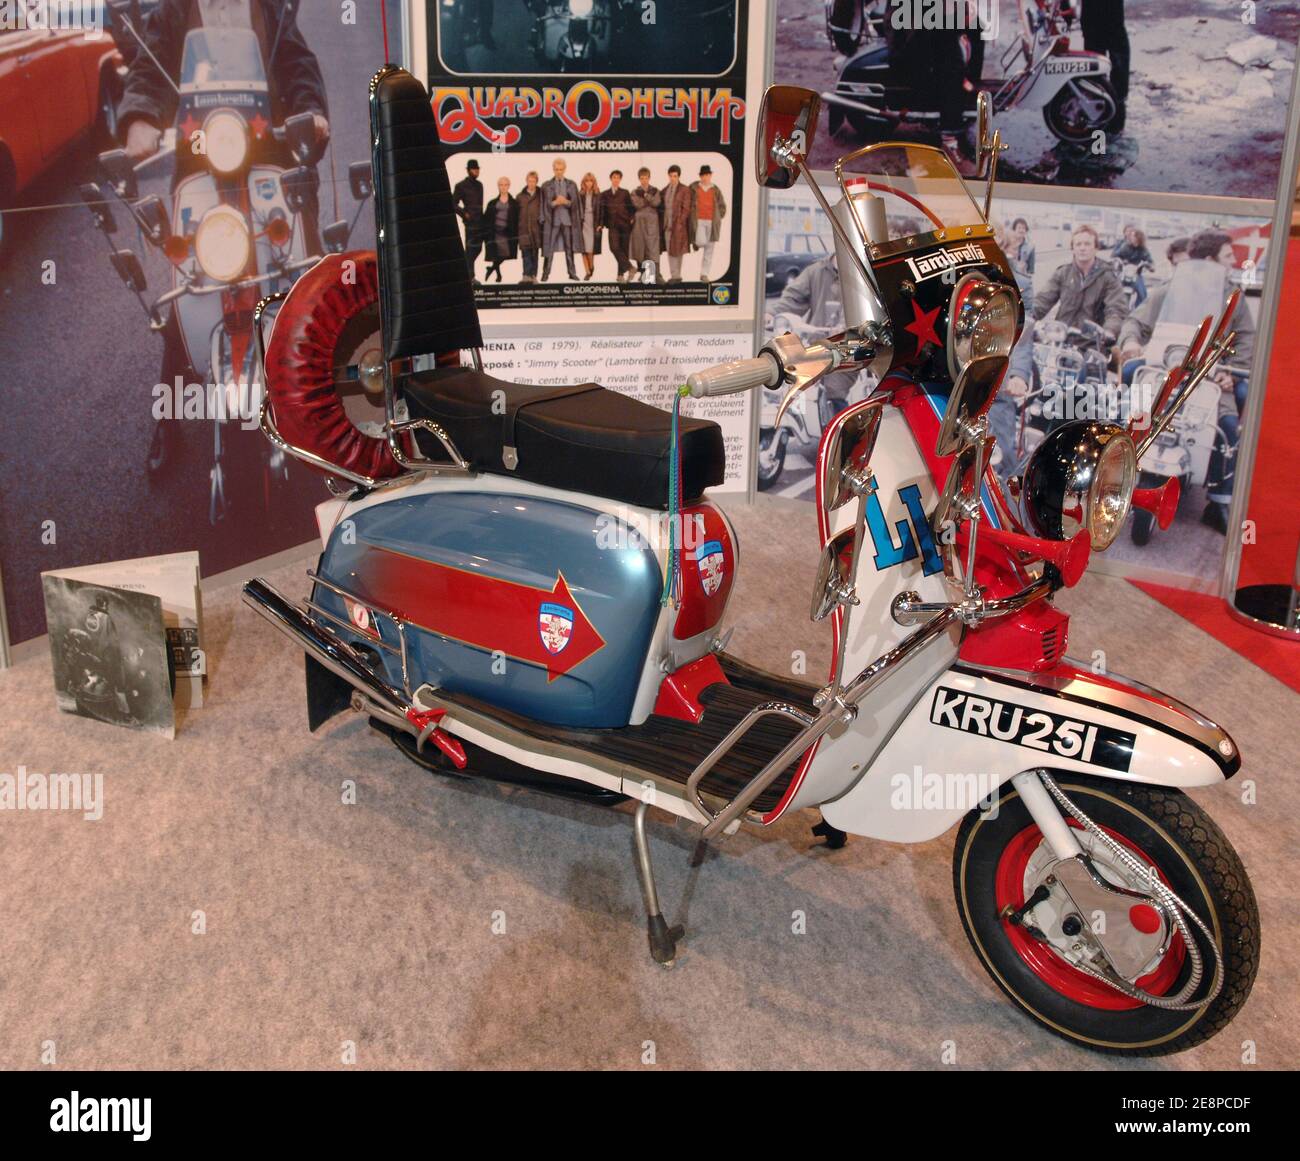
[699,164,713,175]
[467,159,480,171]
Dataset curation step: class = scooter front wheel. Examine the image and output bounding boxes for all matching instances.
[953,773,1259,1055]
[756,429,787,491]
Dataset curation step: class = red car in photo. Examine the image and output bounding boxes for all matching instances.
[0,24,121,254]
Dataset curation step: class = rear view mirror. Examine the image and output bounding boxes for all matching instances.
[322,220,349,252]
[78,183,116,234]
[133,195,170,245]
[284,113,320,165]
[822,404,883,512]
[756,85,821,190]
[349,161,373,201]
[934,355,1005,457]
[98,150,138,200]
[811,527,858,622]
[109,249,147,293]
[280,166,319,214]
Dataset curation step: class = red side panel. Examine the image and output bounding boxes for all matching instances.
[653,653,729,723]
[672,502,736,641]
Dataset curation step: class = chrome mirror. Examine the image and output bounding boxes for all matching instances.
[934,354,1006,458]
[756,85,821,190]
[822,404,883,512]
[811,528,858,622]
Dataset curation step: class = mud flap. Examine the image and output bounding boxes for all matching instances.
[305,653,354,731]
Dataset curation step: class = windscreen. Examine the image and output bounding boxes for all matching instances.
[181,28,267,89]
[842,144,985,246]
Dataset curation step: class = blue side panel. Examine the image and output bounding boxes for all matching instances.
[314,490,663,728]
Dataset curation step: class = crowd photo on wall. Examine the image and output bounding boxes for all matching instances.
[761,185,1267,581]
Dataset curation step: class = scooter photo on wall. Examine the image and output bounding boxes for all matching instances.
[243,69,1258,1055]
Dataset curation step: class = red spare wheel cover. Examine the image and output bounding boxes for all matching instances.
[263,250,402,481]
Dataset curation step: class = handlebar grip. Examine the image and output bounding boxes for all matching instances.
[686,353,781,398]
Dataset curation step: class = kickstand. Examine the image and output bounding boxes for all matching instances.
[633,800,685,967]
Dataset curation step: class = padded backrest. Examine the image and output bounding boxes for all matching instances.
[369,65,483,361]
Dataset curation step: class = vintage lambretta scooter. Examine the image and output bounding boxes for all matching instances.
[243,71,1258,1055]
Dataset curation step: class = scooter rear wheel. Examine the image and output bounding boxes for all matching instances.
[1043,78,1121,146]
[952,773,1259,1055]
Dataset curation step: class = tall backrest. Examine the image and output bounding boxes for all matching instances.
[368,65,483,362]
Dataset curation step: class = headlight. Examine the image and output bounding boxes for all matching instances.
[194,205,252,283]
[203,110,249,175]
[947,274,1019,381]
[1022,421,1137,552]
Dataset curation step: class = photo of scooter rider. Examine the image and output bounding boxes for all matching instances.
[982,199,1265,579]
[86,0,373,523]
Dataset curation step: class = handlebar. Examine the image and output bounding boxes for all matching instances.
[687,352,783,398]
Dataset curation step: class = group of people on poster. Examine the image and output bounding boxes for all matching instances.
[451,158,729,285]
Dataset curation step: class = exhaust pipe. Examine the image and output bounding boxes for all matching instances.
[241,577,411,718]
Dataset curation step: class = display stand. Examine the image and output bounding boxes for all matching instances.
[1222,58,1300,639]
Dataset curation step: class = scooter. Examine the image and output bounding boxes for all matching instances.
[825,0,1120,148]
[244,73,1258,1055]
[1111,255,1153,313]
[80,15,372,522]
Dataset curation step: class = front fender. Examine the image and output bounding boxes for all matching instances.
[821,659,1239,842]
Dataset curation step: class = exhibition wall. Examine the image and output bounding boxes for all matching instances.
[2,0,1297,650]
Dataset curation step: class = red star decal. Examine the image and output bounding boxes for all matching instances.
[179,112,199,141]
[904,299,943,352]
[249,112,268,139]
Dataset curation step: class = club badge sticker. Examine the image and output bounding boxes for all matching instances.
[539,602,575,656]
[420,1,754,314]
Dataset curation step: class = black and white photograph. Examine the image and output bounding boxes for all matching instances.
[40,575,174,738]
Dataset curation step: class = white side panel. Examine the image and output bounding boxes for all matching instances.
[822,667,1231,843]
[782,403,962,814]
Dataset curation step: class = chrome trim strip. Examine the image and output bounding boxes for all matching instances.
[953,660,1238,776]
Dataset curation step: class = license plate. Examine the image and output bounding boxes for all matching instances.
[930,686,1135,772]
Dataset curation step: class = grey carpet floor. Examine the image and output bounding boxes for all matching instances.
[0,494,1295,1070]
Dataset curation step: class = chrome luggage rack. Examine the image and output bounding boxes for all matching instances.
[252,291,474,493]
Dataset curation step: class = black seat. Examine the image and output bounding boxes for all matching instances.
[404,367,725,510]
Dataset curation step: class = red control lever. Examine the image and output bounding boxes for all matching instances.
[405,707,468,769]
[1132,476,1180,531]
[979,526,1093,588]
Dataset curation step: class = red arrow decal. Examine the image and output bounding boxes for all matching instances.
[343,546,605,681]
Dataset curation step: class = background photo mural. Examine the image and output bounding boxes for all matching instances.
[0,0,404,645]
[761,179,1270,586]
[773,0,1298,197]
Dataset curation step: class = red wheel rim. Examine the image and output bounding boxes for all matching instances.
[994,819,1187,1011]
